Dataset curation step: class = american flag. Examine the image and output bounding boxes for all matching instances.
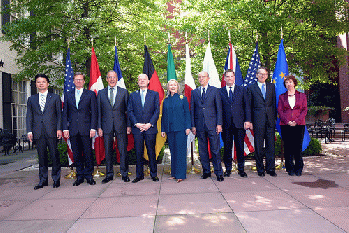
[243,42,261,87]
[63,48,75,165]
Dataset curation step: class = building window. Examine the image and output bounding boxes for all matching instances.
[11,79,27,138]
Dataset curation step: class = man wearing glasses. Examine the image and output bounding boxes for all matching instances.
[63,72,97,186]
[247,67,277,177]
[97,71,131,183]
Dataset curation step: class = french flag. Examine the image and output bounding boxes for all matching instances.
[221,43,243,87]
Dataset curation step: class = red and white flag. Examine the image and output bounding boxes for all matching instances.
[89,47,105,165]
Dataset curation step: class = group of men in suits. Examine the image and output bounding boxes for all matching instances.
[27,66,276,189]
[27,72,160,190]
[191,67,277,182]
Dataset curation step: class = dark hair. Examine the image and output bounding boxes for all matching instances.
[224,69,235,77]
[283,75,298,87]
[35,74,50,83]
[257,67,268,74]
[74,72,85,80]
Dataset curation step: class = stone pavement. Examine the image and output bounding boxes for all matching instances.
[0,140,348,233]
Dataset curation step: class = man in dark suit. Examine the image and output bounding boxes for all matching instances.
[247,67,277,177]
[97,70,131,183]
[191,71,224,182]
[220,69,251,178]
[128,74,160,183]
[62,72,97,186]
[26,74,62,190]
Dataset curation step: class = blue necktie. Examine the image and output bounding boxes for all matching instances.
[261,83,266,99]
[141,90,145,107]
[202,87,206,102]
[76,89,81,108]
[229,87,233,102]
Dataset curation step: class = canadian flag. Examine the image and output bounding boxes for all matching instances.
[89,47,105,165]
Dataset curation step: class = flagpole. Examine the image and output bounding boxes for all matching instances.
[208,30,210,43]
[228,30,231,44]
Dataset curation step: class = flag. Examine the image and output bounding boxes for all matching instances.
[203,42,220,88]
[113,45,134,162]
[273,39,310,151]
[89,47,105,165]
[143,45,166,159]
[244,42,261,87]
[184,43,196,155]
[63,48,75,165]
[114,46,126,89]
[167,44,177,81]
[221,43,243,87]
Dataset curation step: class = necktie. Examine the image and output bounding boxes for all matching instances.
[141,90,145,107]
[110,87,114,106]
[202,87,206,102]
[76,89,80,108]
[229,87,233,102]
[40,94,46,112]
[261,83,266,99]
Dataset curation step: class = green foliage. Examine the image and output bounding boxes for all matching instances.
[168,0,349,86]
[302,137,322,156]
[46,141,69,167]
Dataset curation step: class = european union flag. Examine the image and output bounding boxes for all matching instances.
[273,39,310,151]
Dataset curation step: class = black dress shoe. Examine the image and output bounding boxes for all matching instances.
[267,171,277,177]
[122,176,130,182]
[217,176,224,182]
[132,177,144,183]
[223,171,231,177]
[258,172,265,177]
[151,176,159,182]
[201,173,211,179]
[53,180,60,188]
[73,179,84,186]
[86,178,96,185]
[34,180,48,190]
[238,171,248,178]
[288,171,295,176]
[101,177,113,184]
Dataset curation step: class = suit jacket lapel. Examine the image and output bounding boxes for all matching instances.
[222,87,233,104]
[254,83,264,100]
[43,93,52,113]
[78,89,86,107]
[34,94,42,113]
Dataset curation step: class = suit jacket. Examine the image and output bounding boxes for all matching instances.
[97,86,129,134]
[190,85,222,131]
[161,93,191,133]
[248,82,276,128]
[62,89,97,136]
[128,89,159,135]
[220,85,251,130]
[26,92,62,139]
[278,90,307,125]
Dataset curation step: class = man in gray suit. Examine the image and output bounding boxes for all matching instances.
[248,67,277,177]
[97,70,131,183]
[26,74,62,190]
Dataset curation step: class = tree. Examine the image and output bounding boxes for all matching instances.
[166,0,349,86]
[2,0,168,91]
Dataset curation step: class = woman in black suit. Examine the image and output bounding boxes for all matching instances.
[161,79,191,183]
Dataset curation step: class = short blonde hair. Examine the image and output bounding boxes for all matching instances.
[166,79,180,93]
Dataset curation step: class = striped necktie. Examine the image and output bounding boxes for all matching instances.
[40,94,46,112]
[110,87,114,106]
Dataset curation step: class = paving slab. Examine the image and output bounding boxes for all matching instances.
[0,219,75,233]
[6,198,96,220]
[67,216,155,233]
[81,195,158,219]
[235,208,345,233]
[157,192,231,215]
[314,206,349,232]
[222,190,306,212]
[0,185,50,201]
[101,182,160,197]
[159,179,218,195]
[154,213,245,233]
[286,187,349,208]
[214,177,278,193]
[41,184,107,200]
[0,200,32,221]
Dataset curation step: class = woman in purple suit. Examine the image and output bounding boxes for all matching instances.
[277,75,307,176]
